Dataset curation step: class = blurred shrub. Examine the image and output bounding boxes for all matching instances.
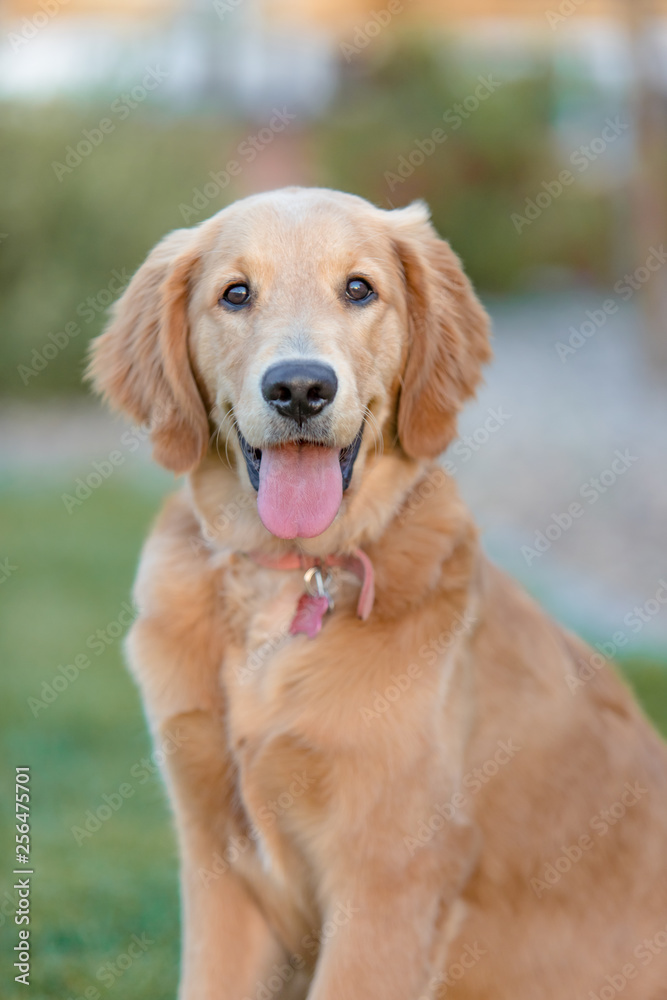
[0,36,616,398]
[315,36,614,291]
[0,102,241,398]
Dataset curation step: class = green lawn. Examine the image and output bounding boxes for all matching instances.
[1,474,666,999]
[0,473,178,1000]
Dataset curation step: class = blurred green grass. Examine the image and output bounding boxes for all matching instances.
[1,475,665,998]
[0,475,178,1000]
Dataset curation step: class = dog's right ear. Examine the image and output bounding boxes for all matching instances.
[389,203,492,460]
[87,229,209,475]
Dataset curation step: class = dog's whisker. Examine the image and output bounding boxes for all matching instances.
[363,407,384,458]
[209,411,222,452]
[214,427,223,465]
[211,407,239,469]
[217,427,231,468]
[223,414,240,468]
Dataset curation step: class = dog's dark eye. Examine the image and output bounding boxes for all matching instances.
[346,278,374,303]
[220,284,251,307]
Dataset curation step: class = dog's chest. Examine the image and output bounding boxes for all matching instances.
[220,556,357,704]
[218,560,349,922]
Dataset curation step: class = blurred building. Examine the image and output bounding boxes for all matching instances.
[3,0,667,111]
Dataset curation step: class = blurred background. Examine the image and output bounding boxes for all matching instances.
[1,0,666,996]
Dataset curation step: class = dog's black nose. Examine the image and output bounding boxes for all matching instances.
[261,360,338,424]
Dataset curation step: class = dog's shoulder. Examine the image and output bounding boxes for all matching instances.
[133,489,224,617]
[127,490,230,725]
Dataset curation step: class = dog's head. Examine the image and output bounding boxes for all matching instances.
[89,187,490,544]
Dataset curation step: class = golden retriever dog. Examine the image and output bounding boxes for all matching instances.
[89,187,667,1000]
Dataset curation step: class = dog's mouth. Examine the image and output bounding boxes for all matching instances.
[237,425,364,539]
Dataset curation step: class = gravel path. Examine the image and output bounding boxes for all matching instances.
[456,293,667,653]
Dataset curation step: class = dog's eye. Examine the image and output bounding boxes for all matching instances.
[220,284,251,307]
[345,278,374,303]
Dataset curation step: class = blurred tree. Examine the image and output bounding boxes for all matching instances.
[0,39,622,398]
[314,36,614,291]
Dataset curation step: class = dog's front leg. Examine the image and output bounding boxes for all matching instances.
[306,879,445,999]
[159,710,280,1000]
[305,835,473,1000]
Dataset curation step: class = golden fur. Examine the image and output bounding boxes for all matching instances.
[89,187,667,999]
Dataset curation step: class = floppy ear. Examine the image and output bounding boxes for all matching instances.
[87,229,209,475]
[391,204,492,460]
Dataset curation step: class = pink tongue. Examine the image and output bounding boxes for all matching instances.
[257,444,343,539]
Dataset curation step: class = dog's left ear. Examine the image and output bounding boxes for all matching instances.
[390,203,492,460]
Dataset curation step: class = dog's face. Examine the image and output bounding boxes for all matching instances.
[189,190,409,538]
[90,187,490,542]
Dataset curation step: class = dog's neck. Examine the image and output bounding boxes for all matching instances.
[186,446,479,621]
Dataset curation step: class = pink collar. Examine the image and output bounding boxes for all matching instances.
[246,547,375,639]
